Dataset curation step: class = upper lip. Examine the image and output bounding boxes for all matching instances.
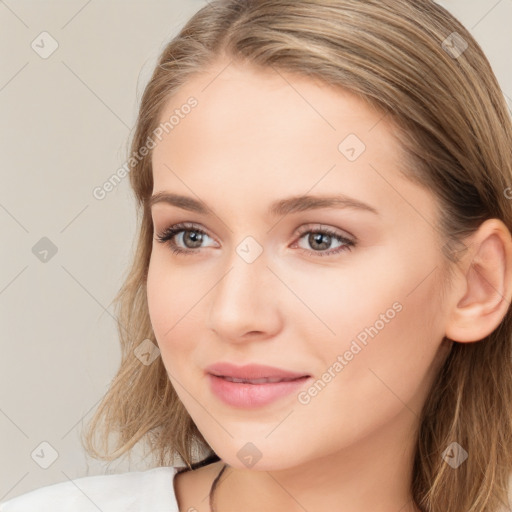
[206,362,310,380]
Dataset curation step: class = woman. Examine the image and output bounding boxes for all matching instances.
[2,1,512,511]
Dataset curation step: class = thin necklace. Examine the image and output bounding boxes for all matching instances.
[209,463,228,512]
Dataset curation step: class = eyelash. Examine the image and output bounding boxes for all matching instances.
[155,222,356,258]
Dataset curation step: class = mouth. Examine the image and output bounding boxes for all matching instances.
[205,362,311,382]
[210,374,310,384]
[207,373,313,408]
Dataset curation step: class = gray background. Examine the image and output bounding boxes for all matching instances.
[1,0,511,502]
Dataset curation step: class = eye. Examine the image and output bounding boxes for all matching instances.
[292,224,355,257]
[155,222,356,258]
[155,222,217,256]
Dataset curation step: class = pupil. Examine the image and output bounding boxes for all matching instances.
[185,231,203,248]
[310,232,330,250]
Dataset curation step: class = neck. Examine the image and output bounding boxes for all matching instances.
[211,406,422,512]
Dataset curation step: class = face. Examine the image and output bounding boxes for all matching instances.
[147,57,452,471]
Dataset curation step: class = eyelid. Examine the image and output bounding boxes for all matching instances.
[294,223,356,242]
[156,221,355,244]
[158,221,219,245]
[157,225,219,260]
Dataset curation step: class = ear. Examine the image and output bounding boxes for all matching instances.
[444,218,512,343]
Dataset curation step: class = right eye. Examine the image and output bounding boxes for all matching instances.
[155,222,217,255]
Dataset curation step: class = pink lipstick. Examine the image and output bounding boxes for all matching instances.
[205,362,312,408]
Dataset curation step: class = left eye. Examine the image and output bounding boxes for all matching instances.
[155,223,356,257]
[294,228,355,257]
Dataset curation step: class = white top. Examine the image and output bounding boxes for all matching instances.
[0,466,180,512]
[2,465,512,511]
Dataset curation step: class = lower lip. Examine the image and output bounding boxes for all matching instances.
[207,374,312,408]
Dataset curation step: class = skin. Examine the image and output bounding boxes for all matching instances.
[146,56,512,512]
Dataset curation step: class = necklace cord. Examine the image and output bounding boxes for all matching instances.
[209,463,228,512]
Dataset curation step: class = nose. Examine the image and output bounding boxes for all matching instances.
[206,249,282,342]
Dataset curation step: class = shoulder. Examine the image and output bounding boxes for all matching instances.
[0,466,179,512]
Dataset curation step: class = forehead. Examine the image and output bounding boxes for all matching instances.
[154,58,396,157]
[150,58,437,228]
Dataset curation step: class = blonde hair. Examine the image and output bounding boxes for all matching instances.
[82,1,512,510]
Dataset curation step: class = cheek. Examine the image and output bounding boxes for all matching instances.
[146,253,202,366]
[146,254,171,339]
[292,288,443,454]
[278,244,419,348]
[305,247,445,419]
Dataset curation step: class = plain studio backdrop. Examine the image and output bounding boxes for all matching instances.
[0,0,511,502]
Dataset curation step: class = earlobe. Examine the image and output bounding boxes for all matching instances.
[444,219,512,343]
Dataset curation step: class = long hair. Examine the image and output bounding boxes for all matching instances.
[82,1,512,510]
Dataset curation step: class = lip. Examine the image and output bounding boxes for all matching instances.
[207,373,312,408]
[205,362,310,380]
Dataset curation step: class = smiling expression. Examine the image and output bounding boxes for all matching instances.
[146,57,452,469]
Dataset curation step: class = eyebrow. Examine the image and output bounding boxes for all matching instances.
[149,192,379,217]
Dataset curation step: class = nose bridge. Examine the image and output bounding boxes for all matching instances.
[214,240,268,310]
[207,238,279,337]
